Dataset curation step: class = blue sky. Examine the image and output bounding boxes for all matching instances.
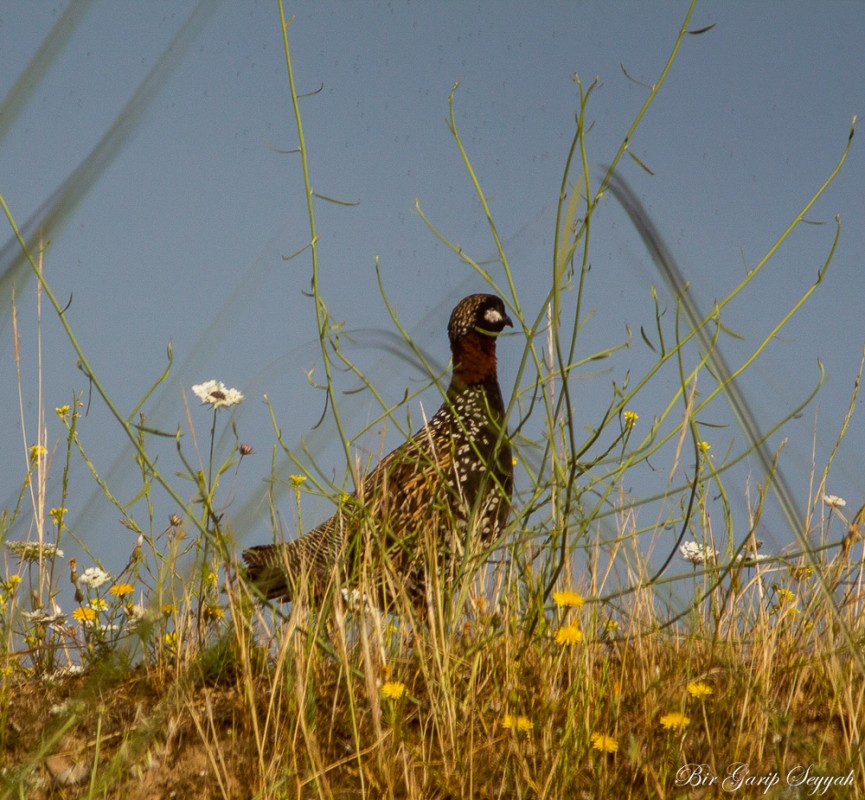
[1,3,863,590]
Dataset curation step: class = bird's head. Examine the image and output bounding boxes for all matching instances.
[448,294,513,347]
[447,294,513,386]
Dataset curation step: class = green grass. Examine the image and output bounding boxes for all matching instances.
[2,3,863,797]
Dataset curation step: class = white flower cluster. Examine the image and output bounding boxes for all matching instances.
[679,541,717,565]
[78,567,111,589]
[735,551,771,566]
[679,540,772,567]
[6,541,64,561]
[823,494,846,510]
[22,606,66,627]
[43,664,84,683]
[124,603,153,633]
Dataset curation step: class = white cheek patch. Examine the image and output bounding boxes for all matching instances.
[484,308,503,325]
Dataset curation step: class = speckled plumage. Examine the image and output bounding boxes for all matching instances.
[242,294,513,605]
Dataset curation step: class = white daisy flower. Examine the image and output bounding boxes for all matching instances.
[78,567,111,589]
[192,380,244,410]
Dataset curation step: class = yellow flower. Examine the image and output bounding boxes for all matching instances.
[384,623,402,639]
[604,620,619,632]
[72,607,97,622]
[775,588,796,604]
[289,474,307,488]
[623,410,639,428]
[789,564,813,581]
[501,714,533,732]
[552,590,585,608]
[591,732,619,753]
[687,681,713,699]
[698,440,711,454]
[161,604,177,616]
[8,575,22,589]
[382,681,407,700]
[89,597,107,610]
[55,405,71,421]
[659,712,690,731]
[49,507,68,525]
[206,571,219,587]
[555,624,584,645]
[204,605,225,621]
[29,445,47,461]
[109,583,134,597]
[164,631,177,648]
[511,456,518,467]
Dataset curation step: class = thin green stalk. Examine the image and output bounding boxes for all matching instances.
[276,3,354,482]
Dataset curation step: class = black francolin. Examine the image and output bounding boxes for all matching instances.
[242,293,514,606]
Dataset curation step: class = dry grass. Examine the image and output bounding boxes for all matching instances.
[3,526,865,799]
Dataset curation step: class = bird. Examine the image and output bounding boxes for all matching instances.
[242,293,514,608]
